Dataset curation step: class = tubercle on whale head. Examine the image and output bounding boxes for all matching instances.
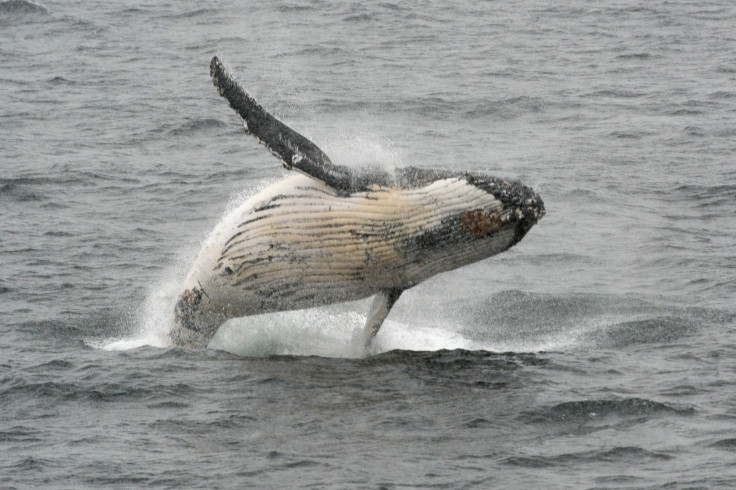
[513,189,545,245]
[504,182,545,244]
[514,186,546,227]
[463,173,544,221]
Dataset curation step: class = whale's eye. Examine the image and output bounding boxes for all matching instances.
[224,266,234,275]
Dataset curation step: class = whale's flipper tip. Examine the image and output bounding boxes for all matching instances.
[361,288,403,347]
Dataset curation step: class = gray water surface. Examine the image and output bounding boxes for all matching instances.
[2,0,736,488]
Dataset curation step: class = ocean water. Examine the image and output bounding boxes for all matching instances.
[2,0,736,487]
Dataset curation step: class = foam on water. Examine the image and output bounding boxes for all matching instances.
[205,307,608,358]
[97,280,612,357]
[207,308,484,358]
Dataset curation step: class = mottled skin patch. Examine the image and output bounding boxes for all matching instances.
[460,210,504,238]
[174,286,205,331]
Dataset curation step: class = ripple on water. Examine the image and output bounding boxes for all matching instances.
[520,397,695,426]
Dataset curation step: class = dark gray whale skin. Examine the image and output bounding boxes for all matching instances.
[169,57,545,349]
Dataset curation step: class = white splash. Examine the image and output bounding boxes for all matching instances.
[92,274,609,357]
[320,125,405,173]
[205,305,592,358]
[94,265,187,351]
[92,180,284,352]
[206,308,479,358]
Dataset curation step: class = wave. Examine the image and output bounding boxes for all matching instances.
[616,52,652,60]
[46,75,75,86]
[505,446,672,468]
[310,95,546,120]
[0,180,45,202]
[583,89,647,99]
[1,378,194,404]
[167,118,228,137]
[669,183,736,208]
[10,456,50,471]
[0,0,47,14]
[522,397,695,426]
[459,290,733,350]
[0,426,43,443]
[276,3,318,13]
[584,316,697,348]
[158,7,215,20]
[0,0,48,23]
[0,173,120,194]
[96,298,577,359]
[344,13,373,22]
[712,438,736,452]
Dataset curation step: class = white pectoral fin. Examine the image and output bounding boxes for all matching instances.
[363,288,403,344]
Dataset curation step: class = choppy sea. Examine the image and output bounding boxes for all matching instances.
[2,0,736,488]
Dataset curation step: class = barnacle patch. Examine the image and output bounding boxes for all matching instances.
[175,286,206,331]
[460,210,504,238]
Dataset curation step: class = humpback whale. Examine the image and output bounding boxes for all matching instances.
[169,56,545,349]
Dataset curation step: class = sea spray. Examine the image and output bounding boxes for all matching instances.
[94,183,273,351]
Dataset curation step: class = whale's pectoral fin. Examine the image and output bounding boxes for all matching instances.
[362,288,403,346]
[210,56,356,194]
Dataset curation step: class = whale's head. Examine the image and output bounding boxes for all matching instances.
[460,175,545,248]
[500,180,545,245]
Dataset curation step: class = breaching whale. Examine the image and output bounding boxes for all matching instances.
[169,56,545,349]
